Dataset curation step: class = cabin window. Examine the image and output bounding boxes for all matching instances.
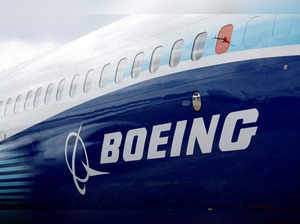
[115,58,129,83]
[45,83,55,105]
[170,39,184,67]
[14,94,24,114]
[70,75,80,98]
[150,46,164,73]
[0,101,3,118]
[83,69,97,93]
[192,32,207,61]
[273,15,293,40]
[0,131,6,142]
[100,63,114,88]
[243,17,271,49]
[132,52,144,78]
[56,79,67,101]
[244,17,260,48]
[33,87,43,108]
[25,90,34,110]
[4,98,13,116]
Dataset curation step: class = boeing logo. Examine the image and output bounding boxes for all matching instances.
[65,108,259,195]
[64,126,109,195]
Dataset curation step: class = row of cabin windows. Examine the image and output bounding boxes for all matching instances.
[0,32,208,118]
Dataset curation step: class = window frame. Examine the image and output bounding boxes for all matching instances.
[191,32,207,61]
[0,101,3,119]
[99,63,113,88]
[131,52,144,79]
[169,39,184,67]
[25,90,34,111]
[33,87,43,108]
[4,97,13,117]
[45,83,55,105]
[115,57,129,83]
[150,45,164,74]
[56,78,67,101]
[14,94,24,114]
[69,75,80,98]
[115,58,129,84]
[83,69,96,93]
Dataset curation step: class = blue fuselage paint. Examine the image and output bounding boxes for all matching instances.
[3,55,300,210]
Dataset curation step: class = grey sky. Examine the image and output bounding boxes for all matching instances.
[0,13,125,71]
[0,1,126,71]
[0,14,125,43]
[1,0,299,15]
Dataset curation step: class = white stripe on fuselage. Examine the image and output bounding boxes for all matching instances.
[2,44,300,139]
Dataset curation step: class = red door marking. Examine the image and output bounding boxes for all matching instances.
[215,24,234,54]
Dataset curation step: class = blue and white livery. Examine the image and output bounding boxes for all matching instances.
[0,14,300,222]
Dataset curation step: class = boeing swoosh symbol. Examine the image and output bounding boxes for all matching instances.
[64,126,109,195]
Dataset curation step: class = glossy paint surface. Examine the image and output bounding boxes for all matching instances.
[1,55,299,211]
[0,14,299,223]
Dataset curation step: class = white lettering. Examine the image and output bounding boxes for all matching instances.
[123,128,147,161]
[170,120,187,157]
[219,108,259,151]
[147,123,171,159]
[186,115,220,155]
[66,108,260,195]
[100,132,122,164]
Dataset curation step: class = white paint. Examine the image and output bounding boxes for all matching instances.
[219,109,259,151]
[65,126,109,195]
[100,132,122,164]
[186,114,220,155]
[1,43,299,138]
[170,120,187,157]
[66,108,259,195]
[123,128,147,161]
[147,123,171,159]
[0,41,57,73]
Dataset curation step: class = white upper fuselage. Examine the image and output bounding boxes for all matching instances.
[0,14,300,139]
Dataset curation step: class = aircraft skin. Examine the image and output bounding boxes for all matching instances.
[0,14,300,222]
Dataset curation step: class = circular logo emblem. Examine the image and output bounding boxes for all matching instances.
[65,126,109,195]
